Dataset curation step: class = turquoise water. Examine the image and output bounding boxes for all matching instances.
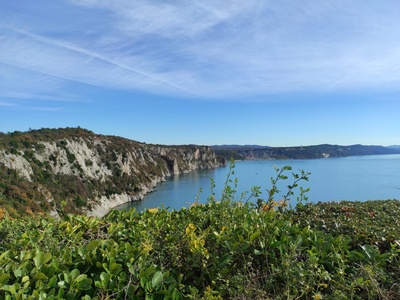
[116,154,400,212]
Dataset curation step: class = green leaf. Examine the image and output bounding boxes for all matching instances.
[70,269,80,281]
[86,240,99,251]
[21,276,29,284]
[0,250,10,261]
[58,281,67,289]
[0,274,10,285]
[152,271,163,288]
[13,269,24,278]
[58,287,65,298]
[143,266,155,278]
[48,276,57,288]
[43,253,52,264]
[254,249,263,255]
[127,284,138,296]
[109,263,122,274]
[171,288,182,300]
[77,278,93,291]
[100,272,110,287]
[74,274,88,282]
[250,231,261,242]
[34,272,47,280]
[34,252,44,268]
[218,254,232,267]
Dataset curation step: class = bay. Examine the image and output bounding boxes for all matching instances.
[116,154,400,212]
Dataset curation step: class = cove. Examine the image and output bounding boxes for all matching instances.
[116,154,400,212]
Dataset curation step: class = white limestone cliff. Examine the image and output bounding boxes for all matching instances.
[0,132,225,217]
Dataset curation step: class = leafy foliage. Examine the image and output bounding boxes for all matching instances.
[0,164,399,299]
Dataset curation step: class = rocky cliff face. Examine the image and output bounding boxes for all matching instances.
[0,128,225,217]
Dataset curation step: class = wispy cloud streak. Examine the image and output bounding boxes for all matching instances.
[1,0,400,100]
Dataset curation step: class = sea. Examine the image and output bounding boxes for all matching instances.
[115,154,400,212]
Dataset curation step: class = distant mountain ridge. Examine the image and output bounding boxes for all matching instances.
[212,144,400,160]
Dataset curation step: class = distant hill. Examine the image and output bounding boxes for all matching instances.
[387,145,400,150]
[211,145,269,150]
[212,144,400,160]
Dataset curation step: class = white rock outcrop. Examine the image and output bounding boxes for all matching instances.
[0,150,34,181]
[0,132,225,218]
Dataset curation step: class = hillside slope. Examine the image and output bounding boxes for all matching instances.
[0,128,225,217]
[213,144,400,160]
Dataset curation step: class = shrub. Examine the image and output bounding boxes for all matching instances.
[0,163,399,299]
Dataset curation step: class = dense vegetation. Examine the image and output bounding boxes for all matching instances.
[1,164,399,299]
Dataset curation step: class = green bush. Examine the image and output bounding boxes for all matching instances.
[0,164,399,299]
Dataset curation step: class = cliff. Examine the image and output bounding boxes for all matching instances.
[0,128,225,217]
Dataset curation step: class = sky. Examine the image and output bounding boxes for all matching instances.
[1,0,400,147]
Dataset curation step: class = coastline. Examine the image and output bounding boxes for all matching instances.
[87,165,226,218]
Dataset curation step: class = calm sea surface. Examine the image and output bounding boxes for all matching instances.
[116,154,400,212]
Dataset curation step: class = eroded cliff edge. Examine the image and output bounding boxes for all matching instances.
[0,128,225,217]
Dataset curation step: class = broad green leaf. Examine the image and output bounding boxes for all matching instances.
[74,274,88,282]
[58,287,65,298]
[143,266,155,278]
[127,284,138,297]
[77,278,93,291]
[7,283,19,294]
[70,269,80,280]
[152,271,163,288]
[43,253,52,264]
[34,252,44,268]
[250,231,261,242]
[58,281,67,289]
[86,240,99,251]
[109,263,122,274]
[48,276,57,288]
[48,288,56,296]
[0,250,10,261]
[13,269,24,278]
[0,274,10,285]
[171,288,182,300]
[21,276,29,284]
[34,272,47,280]
[218,254,232,267]
[100,272,110,287]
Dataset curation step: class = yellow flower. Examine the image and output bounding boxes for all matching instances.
[185,223,196,235]
[147,208,158,213]
[141,241,153,255]
[313,292,323,300]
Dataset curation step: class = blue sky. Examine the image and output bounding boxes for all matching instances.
[1,1,400,146]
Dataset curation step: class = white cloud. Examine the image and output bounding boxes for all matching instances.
[0,101,17,107]
[1,0,400,100]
